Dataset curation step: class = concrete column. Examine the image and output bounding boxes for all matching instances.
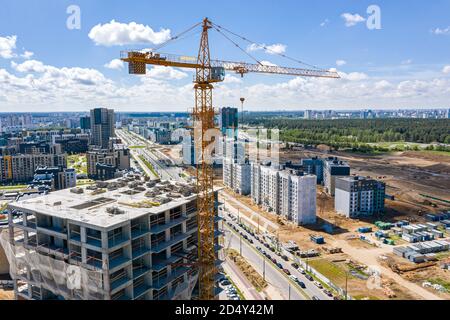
[80,226,86,243]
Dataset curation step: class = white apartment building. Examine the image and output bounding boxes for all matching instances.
[250,163,317,225]
[222,158,251,196]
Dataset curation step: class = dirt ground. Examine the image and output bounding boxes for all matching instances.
[0,289,13,300]
[282,149,450,204]
[380,253,450,299]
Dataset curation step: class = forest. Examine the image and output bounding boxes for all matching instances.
[245,118,450,152]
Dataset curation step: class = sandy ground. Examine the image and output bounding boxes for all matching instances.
[282,149,450,204]
[0,289,13,300]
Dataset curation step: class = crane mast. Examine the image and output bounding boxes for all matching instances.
[192,18,217,300]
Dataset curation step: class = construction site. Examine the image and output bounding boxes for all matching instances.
[0,173,221,300]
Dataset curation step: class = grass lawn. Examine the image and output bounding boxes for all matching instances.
[420,150,450,157]
[129,145,146,149]
[307,259,347,285]
[139,156,159,178]
[68,154,87,174]
[76,179,95,186]
[429,278,450,292]
[0,185,27,190]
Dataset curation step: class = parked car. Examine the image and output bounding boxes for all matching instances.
[220,278,231,286]
[299,269,306,275]
[283,269,291,275]
[276,263,283,269]
[314,281,323,289]
[297,281,306,289]
[281,255,289,261]
[312,296,320,300]
[323,290,333,297]
[305,274,314,281]
[271,258,277,264]
[248,239,254,244]
[291,263,299,269]
[289,275,298,282]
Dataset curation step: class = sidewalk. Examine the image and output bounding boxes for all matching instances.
[223,257,264,300]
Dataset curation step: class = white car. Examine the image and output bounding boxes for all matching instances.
[314,281,323,289]
[289,275,298,282]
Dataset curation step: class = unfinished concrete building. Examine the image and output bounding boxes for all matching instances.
[0,174,221,300]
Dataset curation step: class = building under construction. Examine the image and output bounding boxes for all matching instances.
[0,173,221,300]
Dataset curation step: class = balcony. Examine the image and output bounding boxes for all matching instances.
[133,265,151,279]
[36,225,68,239]
[109,255,130,270]
[110,275,132,292]
[12,217,36,230]
[133,283,151,299]
[108,235,129,249]
[69,230,81,243]
[151,267,188,290]
[152,255,180,271]
[131,225,150,240]
[150,216,187,234]
[150,233,189,253]
[36,243,69,257]
[132,245,151,260]
[86,256,103,270]
[86,235,102,248]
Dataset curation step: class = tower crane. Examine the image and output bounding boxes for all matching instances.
[121,17,339,300]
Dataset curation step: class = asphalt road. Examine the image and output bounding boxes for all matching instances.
[221,210,333,300]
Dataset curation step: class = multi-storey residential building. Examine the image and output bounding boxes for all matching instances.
[53,134,90,154]
[250,163,317,225]
[335,176,386,218]
[222,158,251,195]
[86,144,130,180]
[323,157,350,196]
[218,107,238,134]
[2,175,221,300]
[31,166,77,191]
[300,157,324,184]
[0,153,67,183]
[90,108,115,149]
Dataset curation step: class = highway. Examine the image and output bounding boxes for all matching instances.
[116,129,186,182]
[221,208,333,300]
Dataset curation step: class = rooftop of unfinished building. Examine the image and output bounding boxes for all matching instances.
[9,174,214,229]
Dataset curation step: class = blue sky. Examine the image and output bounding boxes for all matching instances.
[1,0,450,112]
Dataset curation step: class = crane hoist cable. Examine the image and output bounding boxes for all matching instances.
[212,26,263,66]
[150,21,203,52]
[211,22,326,71]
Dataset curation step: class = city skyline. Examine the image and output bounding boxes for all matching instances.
[1,1,450,111]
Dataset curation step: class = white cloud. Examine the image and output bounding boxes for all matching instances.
[401,59,413,65]
[3,56,450,112]
[336,60,347,66]
[222,75,242,84]
[247,43,287,55]
[443,66,450,74]
[341,72,369,81]
[21,51,34,59]
[320,19,329,27]
[0,35,17,59]
[341,13,366,27]
[11,59,109,86]
[146,66,188,80]
[432,27,450,35]
[88,20,171,46]
[260,60,277,67]
[104,59,124,70]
